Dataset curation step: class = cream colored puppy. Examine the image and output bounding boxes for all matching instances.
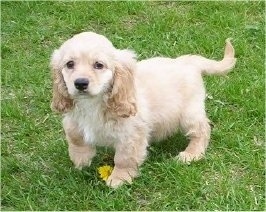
[50,32,236,188]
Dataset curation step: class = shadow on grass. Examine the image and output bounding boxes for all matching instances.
[72,132,189,182]
[147,132,188,162]
[86,132,189,168]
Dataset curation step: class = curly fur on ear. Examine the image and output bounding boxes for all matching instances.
[50,50,74,113]
[107,50,137,118]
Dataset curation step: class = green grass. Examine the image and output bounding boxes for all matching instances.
[1,1,264,211]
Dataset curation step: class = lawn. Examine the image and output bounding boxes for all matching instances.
[1,1,265,211]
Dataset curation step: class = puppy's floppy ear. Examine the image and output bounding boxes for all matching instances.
[50,50,73,113]
[107,49,137,118]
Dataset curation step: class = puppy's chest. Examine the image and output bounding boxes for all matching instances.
[71,107,124,146]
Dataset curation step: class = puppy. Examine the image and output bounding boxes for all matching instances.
[50,32,236,188]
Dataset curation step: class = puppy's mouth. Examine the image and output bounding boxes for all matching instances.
[78,90,89,95]
[75,90,90,97]
[73,89,96,99]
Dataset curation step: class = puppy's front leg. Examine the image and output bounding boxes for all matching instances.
[63,119,96,170]
[106,138,148,188]
[68,142,96,170]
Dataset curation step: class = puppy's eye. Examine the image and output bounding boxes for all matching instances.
[66,61,75,69]
[94,61,104,69]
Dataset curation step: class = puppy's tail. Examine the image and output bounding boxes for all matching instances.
[183,39,236,75]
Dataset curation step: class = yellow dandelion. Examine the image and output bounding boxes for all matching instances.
[97,165,113,181]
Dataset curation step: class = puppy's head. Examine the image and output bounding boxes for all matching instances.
[50,32,137,117]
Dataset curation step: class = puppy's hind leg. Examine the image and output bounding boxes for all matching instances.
[63,118,96,170]
[178,103,211,164]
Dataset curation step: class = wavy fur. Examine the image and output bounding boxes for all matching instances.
[50,32,236,188]
[50,50,73,113]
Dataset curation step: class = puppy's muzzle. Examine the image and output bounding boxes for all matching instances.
[74,78,89,91]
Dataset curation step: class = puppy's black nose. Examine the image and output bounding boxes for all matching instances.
[74,78,89,91]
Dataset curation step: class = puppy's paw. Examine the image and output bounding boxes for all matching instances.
[69,149,95,170]
[68,144,96,170]
[177,151,204,164]
[106,176,129,189]
[106,167,137,189]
